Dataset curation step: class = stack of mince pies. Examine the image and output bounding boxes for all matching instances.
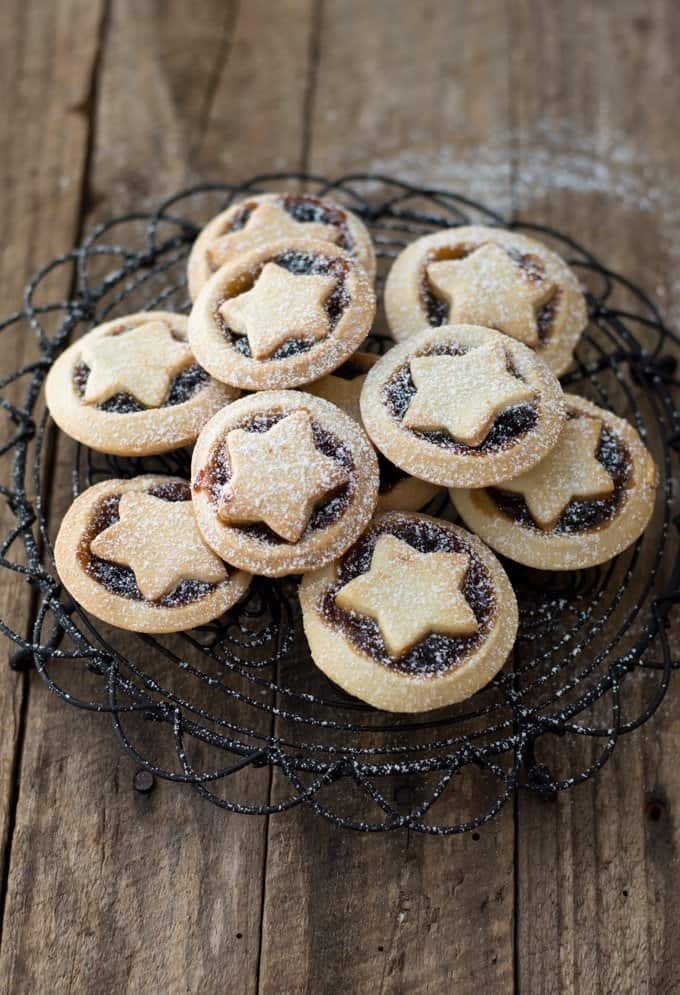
[47,191,659,714]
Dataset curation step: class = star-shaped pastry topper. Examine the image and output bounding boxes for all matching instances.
[79,320,192,408]
[427,243,556,348]
[403,341,534,447]
[219,263,337,360]
[501,415,614,529]
[336,534,478,657]
[208,201,339,270]
[217,410,349,542]
[90,493,228,601]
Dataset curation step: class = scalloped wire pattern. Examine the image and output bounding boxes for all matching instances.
[1,175,679,834]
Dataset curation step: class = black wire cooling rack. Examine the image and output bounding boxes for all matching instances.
[2,174,680,834]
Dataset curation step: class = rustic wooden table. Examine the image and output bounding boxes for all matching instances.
[1,2,679,992]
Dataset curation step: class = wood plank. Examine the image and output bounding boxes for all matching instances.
[257,3,517,993]
[87,0,316,202]
[3,1,677,991]
[0,2,316,992]
[511,2,680,993]
[0,0,107,939]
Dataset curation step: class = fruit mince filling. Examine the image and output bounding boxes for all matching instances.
[214,194,354,263]
[322,516,495,676]
[490,421,631,533]
[74,362,208,414]
[193,414,356,545]
[383,347,538,454]
[80,482,220,606]
[420,242,559,342]
[216,250,351,360]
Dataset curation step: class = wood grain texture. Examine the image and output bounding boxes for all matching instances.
[0,0,678,993]
[88,0,315,203]
[307,0,511,184]
[257,3,516,994]
[0,2,315,993]
[511,2,680,994]
[0,0,107,945]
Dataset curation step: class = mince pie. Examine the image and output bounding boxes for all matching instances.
[300,510,518,712]
[187,191,375,299]
[385,225,588,376]
[46,312,236,456]
[188,239,375,390]
[307,351,443,512]
[360,324,566,489]
[191,391,379,577]
[451,394,658,570]
[54,475,251,633]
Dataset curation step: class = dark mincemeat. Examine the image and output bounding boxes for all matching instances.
[322,516,495,675]
[420,242,560,342]
[383,348,538,455]
[490,421,632,534]
[376,451,409,493]
[211,193,355,275]
[193,414,356,545]
[74,362,208,413]
[80,482,220,606]
[282,193,354,254]
[224,202,256,233]
[216,249,351,360]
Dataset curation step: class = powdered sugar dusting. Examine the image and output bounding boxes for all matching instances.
[54,475,251,634]
[191,392,380,576]
[188,240,376,391]
[385,225,587,376]
[371,119,680,323]
[45,310,237,456]
[361,325,566,489]
[187,191,375,299]
[299,511,519,711]
[450,395,659,571]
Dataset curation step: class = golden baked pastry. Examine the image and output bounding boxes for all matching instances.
[187,191,375,299]
[385,225,588,375]
[45,312,235,456]
[359,324,566,488]
[451,395,659,569]
[191,391,379,577]
[54,476,251,633]
[300,511,517,712]
[307,351,443,512]
[188,239,375,390]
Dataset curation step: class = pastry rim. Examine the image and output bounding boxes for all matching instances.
[450,395,659,570]
[376,474,442,513]
[188,239,376,391]
[306,350,444,512]
[299,511,518,713]
[45,312,237,457]
[384,225,588,377]
[191,390,380,577]
[187,190,376,300]
[54,475,251,633]
[359,324,566,488]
